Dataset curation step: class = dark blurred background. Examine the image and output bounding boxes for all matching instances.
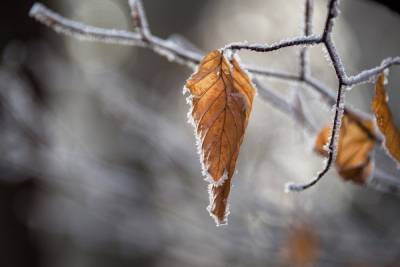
[0,1,400,267]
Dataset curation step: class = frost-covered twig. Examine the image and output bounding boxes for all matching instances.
[29,0,400,193]
[29,3,145,47]
[345,57,400,86]
[322,0,340,40]
[287,0,346,191]
[304,0,314,37]
[128,0,151,39]
[225,35,322,53]
[299,0,313,80]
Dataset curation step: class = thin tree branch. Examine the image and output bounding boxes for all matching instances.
[224,35,322,53]
[286,83,345,192]
[303,76,335,101]
[245,66,301,81]
[322,0,340,39]
[304,0,314,37]
[324,36,347,84]
[30,4,145,46]
[300,0,313,80]
[345,57,400,86]
[128,0,151,39]
[322,0,347,84]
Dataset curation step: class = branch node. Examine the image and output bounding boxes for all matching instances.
[128,0,151,40]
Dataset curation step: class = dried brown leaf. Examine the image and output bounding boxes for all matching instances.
[314,115,375,184]
[185,50,255,225]
[281,223,319,267]
[371,73,400,165]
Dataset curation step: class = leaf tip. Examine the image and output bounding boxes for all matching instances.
[207,180,232,227]
[206,205,230,227]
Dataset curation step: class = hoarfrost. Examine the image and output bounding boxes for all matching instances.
[207,183,230,227]
[29,3,144,46]
[233,53,258,95]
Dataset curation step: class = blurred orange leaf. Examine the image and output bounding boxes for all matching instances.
[185,50,255,225]
[281,223,319,267]
[371,73,400,165]
[314,115,375,184]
